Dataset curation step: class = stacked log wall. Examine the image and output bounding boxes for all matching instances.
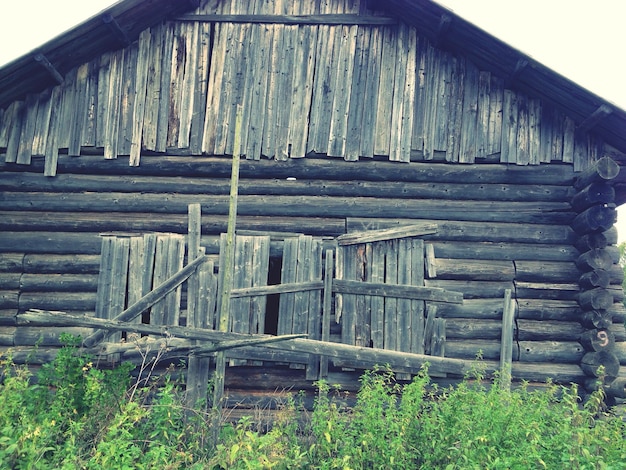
[2,154,625,385]
[0,0,606,174]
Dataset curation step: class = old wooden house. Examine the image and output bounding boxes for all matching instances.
[2,0,626,404]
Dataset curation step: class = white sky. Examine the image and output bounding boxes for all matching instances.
[2,0,626,240]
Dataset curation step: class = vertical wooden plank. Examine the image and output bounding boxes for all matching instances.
[344,25,368,161]
[551,110,564,161]
[360,26,382,158]
[119,44,139,156]
[432,50,449,154]
[150,235,170,326]
[65,66,84,157]
[487,76,503,156]
[383,239,398,351]
[516,94,530,165]
[165,235,185,325]
[411,36,427,154]
[289,19,318,158]
[369,241,385,349]
[292,235,313,336]
[319,248,334,378]
[340,244,357,346]
[16,94,38,165]
[500,89,515,164]
[127,236,145,325]
[389,23,414,162]
[130,29,152,166]
[354,243,369,347]
[373,25,396,156]
[422,45,438,160]
[562,116,575,164]
[96,53,111,148]
[82,60,99,148]
[459,61,479,164]
[277,237,297,335]
[142,25,163,152]
[190,17,213,154]
[187,204,202,329]
[410,238,425,355]
[4,101,24,164]
[396,239,412,354]
[43,87,63,176]
[476,71,491,160]
[156,25,174,153]
[250,236,270,335]
[431,318,446,359]
[528,98,541,165]
[306,239,324,379]
[202,1,229,154]
[178,21,199,150]
[500,288,515,390]
[109,237,131,342]
[0,104,8,148]
[539,105,553,164]
[104,49,124,159]
[166,22,185,149]
[423,303,437,355]
[445,56,463,163]
[95,236,114,321]
[32,90,53,156]
[274,21,297,158]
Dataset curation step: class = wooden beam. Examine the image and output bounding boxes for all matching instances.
[33,53,64,84]
[176,14,397,25]
[332,279,463,303]
[336,223,438,245]
[576,104,613,134]
[101,13,131,46]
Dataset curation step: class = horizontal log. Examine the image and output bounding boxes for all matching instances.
[13,326,94,346]
[20,274,98,292]
[0,273,20,290]
[0,211,346,237]
[609,322,626,342]
[0,253,23,272]
[580,351,621,378]
[0,327,16,346]
[579,328,615,352]
[514,261,579,283]
[516,299,580,322]
[570,182,615,212]
[510,362,584,384]
[347,218,575,244]
[0,309,17,326]
[0,172,573,202]
[429,299,504,320]
[444,319,504,340]
[0,192,574,224]
[332,279,463,303]
[574,156,620,190]
[0,346,60,364]
[0,232,103,254]
[517,341,584,364]
[23,254,101,274]
[432,259,514,281]
[570,205,616,235]
[432,241,579,262]
[18,292,96,311]
[514,282,579,300]
[0,290,19,309]
[608,302,626,322]
[425,280,512,299]
[517,320,584,341]
[9,154,577,185]
[605,377,626,398]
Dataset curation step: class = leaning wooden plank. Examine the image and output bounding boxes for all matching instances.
[337,223,438,245]
[24,309,494,377]
[43,87,63,176]
[82,254,210,347]
[32,90,53,157]
[231,280,324,298]
[333,279,463,303]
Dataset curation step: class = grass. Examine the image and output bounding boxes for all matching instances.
[1,336,625,469]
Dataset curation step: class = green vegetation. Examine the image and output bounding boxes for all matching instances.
[1,336,625,469]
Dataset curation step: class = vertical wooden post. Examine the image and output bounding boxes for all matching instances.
[212,105,243,425]
[500,288,515,390]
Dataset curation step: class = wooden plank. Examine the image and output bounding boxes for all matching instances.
[516,94,530,165]
[445,55,463,162]
[129,29,152,166]
[95,237,114,320]
[487,76,503,156]
[150,235,170,326]
[103,49,124,159]
[359,26,382,158]
[370,240,385,349]
[250,235,270,334]
[500,289,515,389]
[337,223,438,245]
[306,238,323,378]
[423,303,437,355]
[475,71,491,160]
[459,61,479,163]
[176,14,398,25]
[108,237,131,342]
[277,236,297,335]
[43,87,63,176]
[319,249,334,377]
[333,279,463,303]
[373,25,396,156]
[410,238,426,354]
[273,22,297,160]
[383,240,398,350]
[141,25,163,151]
[397,239,412,354]
[178,22,199,150]
[411,37,427,153]
[31,91,53,156]
[344,25,369,161]
[155,24,174,152]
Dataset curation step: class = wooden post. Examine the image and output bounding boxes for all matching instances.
[499,289,515,390]
[212,105,243,427]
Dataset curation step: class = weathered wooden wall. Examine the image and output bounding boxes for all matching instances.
[0,0,604,173]
[1,154,625,385]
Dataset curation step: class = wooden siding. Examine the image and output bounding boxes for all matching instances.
[0,0,604,172]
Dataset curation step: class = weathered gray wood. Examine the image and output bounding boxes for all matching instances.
[500,289,515,389]
[578,288,614,311]
[19,309,502,377]
[578,270,610,289]
[571,182,615,213]
[576,248,616,272]
[574,156,620,190]
[579,328,615,352]
[177,14,398,25]
[580,351,620,378]
[319,249,333,378]
[83,254,209,347]
[333,279,463,303]
[19,274,98,292]
[336,223,438,245]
